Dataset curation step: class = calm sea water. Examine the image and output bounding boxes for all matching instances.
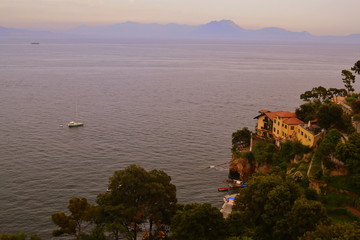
[0,40,359,237]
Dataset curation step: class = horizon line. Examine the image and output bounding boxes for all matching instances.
[2,19,359,38]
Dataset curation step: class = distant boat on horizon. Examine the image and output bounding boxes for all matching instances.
[31,42,40,44]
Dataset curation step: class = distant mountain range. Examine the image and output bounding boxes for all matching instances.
[1,20,359,43]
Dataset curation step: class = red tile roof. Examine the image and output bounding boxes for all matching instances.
[264,112,278,120]
[275,111,297,118]
[260,110,303,125]
[263,111,296,120]
[284,118,304,125]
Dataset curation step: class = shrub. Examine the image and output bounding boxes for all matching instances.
[353,114,360,121]
[351,100,360,113]
[305,188,318,201]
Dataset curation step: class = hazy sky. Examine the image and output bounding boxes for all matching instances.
[1,0,359,35]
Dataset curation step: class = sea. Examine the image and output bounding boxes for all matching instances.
[0,39,359,238]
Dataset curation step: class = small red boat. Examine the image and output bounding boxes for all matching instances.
[218,187,229,192]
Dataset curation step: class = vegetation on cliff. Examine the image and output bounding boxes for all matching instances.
[230,60,360,233]
[300,222,360,240]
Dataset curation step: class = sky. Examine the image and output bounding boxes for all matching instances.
[1,0,359,36]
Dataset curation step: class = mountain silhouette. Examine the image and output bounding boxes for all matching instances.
[0,20,358,43]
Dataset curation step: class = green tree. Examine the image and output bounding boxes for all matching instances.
[252,140,276,164]
[80,226,107,240]
[300,90,318,102]
[317,103,343,129]
[336,132,360,174]
[351,60,360,74]
[226,212,247,238]
[275,140,311,165]
[314,86,329,101]
[96,165,177,240]
[314,129,341,162]
[95,204,129,240]
[304,188,318,201]
[52,198,99,240]
[295,102,320,123]
[171,203,227,240]
[327,88,347,102]
[232,127,252,147]
[261,185,294,227]
[300,86,330,103]
[351,100,360,114]
[232,174,303,240]
[342,69,356,93]
[284,199,328,239]
[145,169,177,234]
[300,222,360,240]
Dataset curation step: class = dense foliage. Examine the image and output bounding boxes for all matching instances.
[336,132,360,174]
[231,174,328,240]
[232,127,252,152]
[50,165,177,240]
[52,197,100,239]
[245,140,310,168]
[171,203,227,240]
[314,129,342,167]
[295,101,320,123]
[300,222,360,240]
[316,103,343,129]
[351,99,360,113]
[5,157,359,240]
[0,234,42,240]
[252,140,276,164]
[275,140,311,165]
[97,165,177,240]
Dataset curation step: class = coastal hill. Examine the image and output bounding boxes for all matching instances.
[1,20,359,42]
[229,60,360,226]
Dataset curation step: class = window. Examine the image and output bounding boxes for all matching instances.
[284,125,287,129]
[273,127,276,132]
[291,126,294,130]
[274,120,276,123]
[277,130,279,134]
[301,131,304,136]
[305,134,307,138]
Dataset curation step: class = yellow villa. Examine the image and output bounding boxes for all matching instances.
[296,123,323,147]
[254,110,323,147]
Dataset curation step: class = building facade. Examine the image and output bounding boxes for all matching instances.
[255,110,322,147]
